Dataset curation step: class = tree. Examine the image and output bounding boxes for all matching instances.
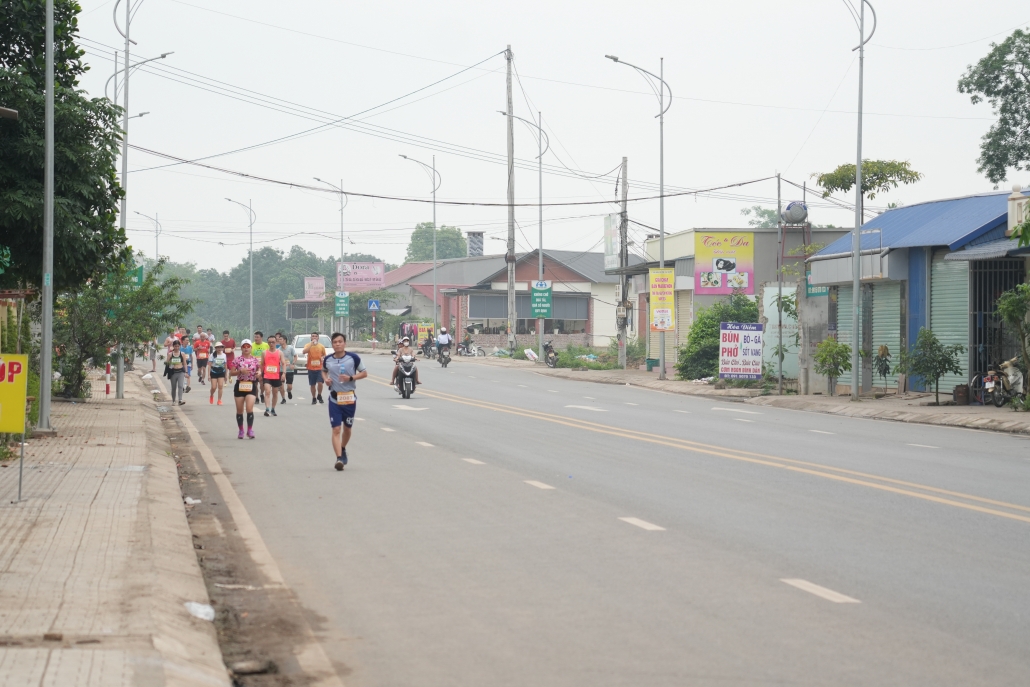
[957,29,1030,185]
[995,283,1030,386]
[894,328,965,405]
[813,161,922,201]
[405,223,467,263]
[740,206,778,228]
[812,339,852,396]
[53,259,195,397]
[873,344,892,394]
[676,291,759,380]
[0,0,129,290]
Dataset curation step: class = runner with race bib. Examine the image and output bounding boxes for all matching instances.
[230,339,260,439]
[322,332,367,471]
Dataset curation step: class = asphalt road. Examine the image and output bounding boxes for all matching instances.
[181,353,1030,686]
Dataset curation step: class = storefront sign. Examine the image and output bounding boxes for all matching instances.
[334,291,349,317]
[0,354,30,433]
[718,323,763,380]
[531,280,552,318]
[806,270,829,297]
[648,268,676,332]
[337,262,385,289]
[694,232,755,295]
[603,214,620,270]
[417,322,434,344]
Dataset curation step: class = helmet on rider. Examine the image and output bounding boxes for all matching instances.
[441,327,447,333]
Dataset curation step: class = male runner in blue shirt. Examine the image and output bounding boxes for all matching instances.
[322,332,367,471]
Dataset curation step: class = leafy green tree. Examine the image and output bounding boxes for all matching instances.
[995,283,1030,385]
[873,344,892,394]
[813,339,852,396]
[894,328,965,405]
[0,0,129,290]
[957,29,1030,185]
[676,291,759,380]
[740,206,779,228]
[405,222,467,262]
[53,258,195,397]
[813,160,922,201]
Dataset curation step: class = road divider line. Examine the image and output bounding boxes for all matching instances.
[781,579,860,603]
[712,407,762,415]
[463,458,485,465]
[810,430,834,434]
[525,480,556,490]
[907,444,938,449]
[416,441,433,447]
[619,517,665,531]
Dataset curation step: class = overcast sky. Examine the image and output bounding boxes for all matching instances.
[74,0,1022,272]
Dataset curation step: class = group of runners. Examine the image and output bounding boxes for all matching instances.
[161,327,366,470]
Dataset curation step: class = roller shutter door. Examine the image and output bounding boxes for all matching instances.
[675,290,693,347]
[930,255,969,393]
[871,282,901,386]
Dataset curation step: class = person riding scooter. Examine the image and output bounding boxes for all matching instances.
[391,336,420,389]
[436,327,453,360]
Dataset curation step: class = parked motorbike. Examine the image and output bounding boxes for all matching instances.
[543,340,557,369]
[438,344,451,368]
[457,341,485,357]
[990,356,1025,407]
[395,354,418,399]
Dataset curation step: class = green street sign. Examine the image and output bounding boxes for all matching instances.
[334,291,350,316]
[129,265,144,288]
[530,280,552,318]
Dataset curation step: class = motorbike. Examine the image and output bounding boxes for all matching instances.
[420,339,434,358]
[989,356,1025,407]
[437,344,451,368]
[457,341,485,357]
[543,340,557,368]
[395,353,418,399]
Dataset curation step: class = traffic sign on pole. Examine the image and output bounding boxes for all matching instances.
[334,291,350,317]
[530,280,552,318]
[367,299,380,312]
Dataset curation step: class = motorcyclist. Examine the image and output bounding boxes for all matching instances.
[391,336,419,388]
[436,327,453,359]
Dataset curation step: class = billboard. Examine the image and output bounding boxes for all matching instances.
[718,323,763,380]
[303,276,325,301]
[648,268,675,332]
[694,232,755,295]
[603,214,620,270]
[337,262,385,290]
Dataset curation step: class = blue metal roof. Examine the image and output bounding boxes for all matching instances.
[816,191,1024,256]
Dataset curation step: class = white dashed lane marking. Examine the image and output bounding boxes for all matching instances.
[810,429,834,434]
[735,418,754,423]
[781,579,860,604]
[380,427,395,433]
[565,405,607,412]
[625,402,638,406]
[547,390,558,393]
[907,443,938,449]
[712,407,761,415]
[393,405,428,411]
[416,441,433,447]
[525,480,556,490]
[619,517,665,531]
[674,410,691,414]
[463,458,485,465]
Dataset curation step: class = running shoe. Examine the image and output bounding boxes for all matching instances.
[264,409,270,417]
[209,396,214,405]
[217,400,223,406]
[288,391,293,399]
[238,429,245,439]
[334,459,344,471]
[270,408,277,417]
[178,401,185,405]
[317,394,324,404]
[185,386,191,393]
[247,428,255,439]
[340,449,348,466]
[311,398,317,405]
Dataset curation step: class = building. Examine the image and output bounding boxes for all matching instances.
[809,188,1030,394]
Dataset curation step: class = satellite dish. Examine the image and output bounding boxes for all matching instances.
[781,201,808,224]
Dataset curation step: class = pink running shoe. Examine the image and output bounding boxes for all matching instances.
[237,428,245,439]
[247,428,255,439]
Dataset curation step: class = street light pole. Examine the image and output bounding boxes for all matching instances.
[314,178,349,333]
[499,110,550,360]
[38,0,55,431]
[134,211,161,260]
[226,199,256,338]
[606,54,672,379]
[399,155,442,336]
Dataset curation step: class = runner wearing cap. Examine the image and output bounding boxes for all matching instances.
[323,332,367,471]
[209,341,228,405]
[230,339,261,439]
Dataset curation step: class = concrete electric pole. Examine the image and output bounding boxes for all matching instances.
[505,45,516,355]
[618,157,629,370]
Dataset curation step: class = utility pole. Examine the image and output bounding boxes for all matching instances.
[432,155,437,338]
[618,157,629,369]
[537,112,544,362]
[340,178,345,335]
[114,0,132,400]
[38,0,55,432]
[505,45,516,355]
[657,57,667,380]
[249,199,253,339]
[777,173,784,396]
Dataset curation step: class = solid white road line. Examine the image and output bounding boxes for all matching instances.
[810,429,834,435]
[463,458,485,465]
[393,405,429,411]
[907,443,939,449]
[618,517,665,531]
[564,405,607,412]
[416,441,433,447]
[381,427,396,433]
[735,418,754,423]
[712,407,762,415]
[525,480,556,490]
[781,579,860,604]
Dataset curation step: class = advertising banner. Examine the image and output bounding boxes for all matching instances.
[334,291,350,317]
[530,280,552,318]
[416,323,434,344]
[603,214,620,270]
[694,232,755,295]
[304,276,326,301]
[337,262,385,290]
[718,323,763,380]
[0,354,30,433]
[805,270,829,297]
[648,268,675,332]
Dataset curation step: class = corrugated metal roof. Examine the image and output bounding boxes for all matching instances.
[383,261,434,287]
[943,237,1030,261]
[817,191,1025,256]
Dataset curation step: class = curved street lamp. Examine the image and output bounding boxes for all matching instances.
[400,155,443,338]
[605,54,672,379]
[226,198,257,338]
[133,210,161,260]
[314,177,350,333]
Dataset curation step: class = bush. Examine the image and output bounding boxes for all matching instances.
[812,339,852,395]
[894,328,964,405]
[676,292,758,380]
[556,344,616,370]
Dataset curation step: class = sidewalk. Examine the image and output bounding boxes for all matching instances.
[533,366,1030,435]
[0,372,229,686]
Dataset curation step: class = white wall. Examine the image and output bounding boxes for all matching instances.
[590,283,619,348]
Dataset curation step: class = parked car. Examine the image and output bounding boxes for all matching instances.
[292,334,333,369]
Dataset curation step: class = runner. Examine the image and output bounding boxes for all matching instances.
[221,330,236,369]
[270,333,287,407]
[193,325,204,343]
[230,339,260,439]
[181,337,195,393]
[303,331,327,405]
[280,333,297,402]
[322,332,367,471]
[194,332,212,385]
[165,339,187,405]
[209,342,228,405]
[251,332,269,403]
[260,337,286,417]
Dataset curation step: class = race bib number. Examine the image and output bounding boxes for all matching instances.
[309,358,322,369]
[265,365,279,374]
[238,381,253,392]
[335,391,355,405]
[198,352,208,359]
